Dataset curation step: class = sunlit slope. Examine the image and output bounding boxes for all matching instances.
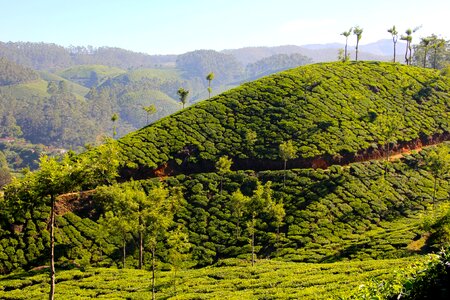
[117,61,450,171]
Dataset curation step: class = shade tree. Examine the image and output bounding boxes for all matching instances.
[387,25,399,62]
[353,26,363,61]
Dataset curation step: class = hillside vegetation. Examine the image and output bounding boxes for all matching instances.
[117,61,450,174]
[0,257,425,299]
[0,61,449,298]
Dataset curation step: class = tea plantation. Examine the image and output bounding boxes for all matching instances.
[0,61,449,298]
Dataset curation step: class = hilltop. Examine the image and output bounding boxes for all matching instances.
[116,61,449,177]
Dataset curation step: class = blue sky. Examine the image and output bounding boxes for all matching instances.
[1,0,448,54]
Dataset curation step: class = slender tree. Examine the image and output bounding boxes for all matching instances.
[419,37,432,67]
[206,72,215,99]
[216,155,233,194]
[279,140,297,186]
[401,29,413,65]
[34,155,84,300]
[271,201,286,246]
[111,113,119,138]
[430,36,446,69]
[177,88,189,109]
[401,27,420,65]
[245,181,273,266]
[146,186,183,300]
[167,224,191,296]
[340,27,352,62]
[424,145,450,212]
[96,184,138,269]
[353,26,363,61]
[142,104,156,126]
[229,190,249,238]
[387,25,399,62]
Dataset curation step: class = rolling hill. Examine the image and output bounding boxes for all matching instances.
[115,61,449,176]
[0,61,449,299]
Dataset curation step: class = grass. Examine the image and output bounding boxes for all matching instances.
[0,257,427,299]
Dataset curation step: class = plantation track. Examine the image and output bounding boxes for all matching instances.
[119,133,450,181]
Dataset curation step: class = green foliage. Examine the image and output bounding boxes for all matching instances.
[342,248,450,299]
[176,50,244,86]
[117,62,450,170]
[177,87,189,108]
[0,57,39,86]
[245,53,312,78]
[0,257,427,299]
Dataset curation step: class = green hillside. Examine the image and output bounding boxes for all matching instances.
[116,61,450,173]
[56,65,126,87]
[0,61,449,298]
[0,257,426,299]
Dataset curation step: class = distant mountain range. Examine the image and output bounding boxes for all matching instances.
[223,39,407,64]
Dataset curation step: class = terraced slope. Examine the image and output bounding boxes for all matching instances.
[116,62,450,177]
[0,257,426,300]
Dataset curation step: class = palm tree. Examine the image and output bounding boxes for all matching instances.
[206,72,215,99]
[340,28,352,62]
[387,25,398,62]
[353,26,363,61]
[177,88,189,109]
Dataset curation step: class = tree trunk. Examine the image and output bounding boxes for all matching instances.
[251,214,255,267]
[123,238,126,269]
[139,230,143,269]
[433,176,437,213]
[151,247,156,300]
[236,218,240,239]
[408,44,412,66]
[384,143,390,178]
[433,48,438,69]
[49,195,55,300]
[344,38,348,60]
[355,42,359,61]
[393,42,396,62]
[423,49,428,68]
[139,213,143,269]
[405,42,409,65]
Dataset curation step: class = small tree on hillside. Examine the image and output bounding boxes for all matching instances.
[419,37,432,67]
[430,36,446,69]
[378,112,401,178]
[424,145,450,211]
[177,88,189,109]
[34,155,85,300]
[142,104,156,126]
[146,185,184,300]
[229,190,249,238]
[353,26,363,61]
[387,25,399,62]
[167,224,191,296]
[245,181,274,266]
[216,155,233,194]
[340,27,353,62]
[111,113,119,138]
[401,27,420,65]
[279,140,297,186]
[271,201,286,247]
[96,184,138,269]
[206,72,215,99]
